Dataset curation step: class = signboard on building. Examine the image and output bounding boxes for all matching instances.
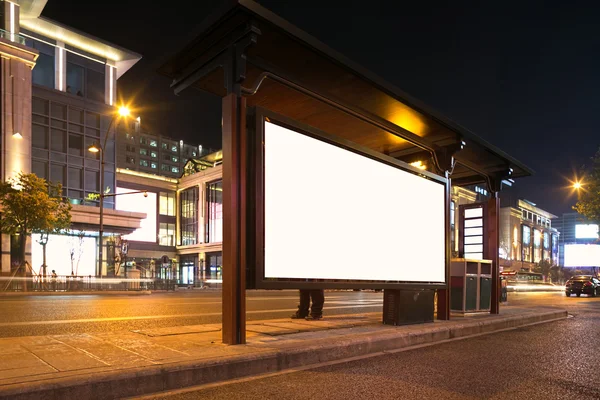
[249,110,448,289]
[575,224,599,239]
[564,244,600,267]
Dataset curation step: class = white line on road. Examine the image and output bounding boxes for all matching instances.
[0,304,382,327]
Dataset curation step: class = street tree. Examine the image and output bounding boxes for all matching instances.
[574,147,600,223]
[0,173,72,280]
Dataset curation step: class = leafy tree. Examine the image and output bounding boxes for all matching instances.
[0,173,72,277]
[574,147,600,223]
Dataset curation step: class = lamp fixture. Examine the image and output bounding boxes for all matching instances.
[12,132,23,139]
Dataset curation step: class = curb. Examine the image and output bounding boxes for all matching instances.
[0,291,152,296]
[0,309,567,400]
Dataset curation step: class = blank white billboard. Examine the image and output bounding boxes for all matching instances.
[564,244,600,267]
[263,121,446,283]
[116,188,156,243]
[32,233,96,276]
[575,224,599,239]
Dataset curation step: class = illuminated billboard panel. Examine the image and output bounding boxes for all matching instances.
[564,244,600,267]
[575,224,599,239]
[32,233,96,276]
[263,121,446,283]
[116,188,156,243]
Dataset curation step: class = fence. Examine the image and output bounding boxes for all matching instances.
[1,274,176,292]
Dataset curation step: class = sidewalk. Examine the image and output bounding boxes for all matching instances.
[0,291,152,296]
[0,305,567,400]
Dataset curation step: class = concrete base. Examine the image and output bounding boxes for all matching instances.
[0,307,567,400]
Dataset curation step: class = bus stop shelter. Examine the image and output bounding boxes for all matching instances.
[159,0,533,344]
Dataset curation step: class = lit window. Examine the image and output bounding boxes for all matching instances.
[192,151,197,157]
[126,156,135,164]
[161,143,168,150]
[150,151,157,158]
[140,159,148,167]
[140,148,148,156]
[171,145,178,152]
[159,192,176,216]
[149,140,158,147]
[171,166,179,173]
[151,162,157,169]
[172,156,178,163]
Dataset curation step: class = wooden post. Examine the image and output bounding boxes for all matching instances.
[437,174,451,320]
[222,93,247,344]
[487,193,500,314]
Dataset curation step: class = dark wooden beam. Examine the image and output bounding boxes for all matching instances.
[222,93,247,344]
[487,194,500,314]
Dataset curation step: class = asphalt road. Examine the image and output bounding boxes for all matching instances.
[140,291,600,400]
[0,290,384,337]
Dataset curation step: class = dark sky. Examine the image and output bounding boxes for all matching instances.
[41,0,600,216]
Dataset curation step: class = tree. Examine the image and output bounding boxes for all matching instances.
[0,173,72,282]
[574,147,600,223]
[533,259,553,281]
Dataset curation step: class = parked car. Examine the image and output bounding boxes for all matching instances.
[565,275,600,297]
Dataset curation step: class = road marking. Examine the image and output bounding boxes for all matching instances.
[0,304,382,327]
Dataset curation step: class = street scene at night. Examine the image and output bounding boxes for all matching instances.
[1,0,600,398]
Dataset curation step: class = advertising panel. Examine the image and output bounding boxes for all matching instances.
[115,188,157,242]
[262,120,446,284]
[575,224,599,239]
[563,244,600,267]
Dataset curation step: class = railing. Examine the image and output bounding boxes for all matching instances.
[0,29,27,45]
[1,275,176,292]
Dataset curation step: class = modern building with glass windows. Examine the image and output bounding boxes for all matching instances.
[0,0,144,278]
[113,150,223,286]
[116,119,216,179]
[552,212,598,268]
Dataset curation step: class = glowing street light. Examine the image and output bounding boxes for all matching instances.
[87,105,131,276]
[573,181,582,190]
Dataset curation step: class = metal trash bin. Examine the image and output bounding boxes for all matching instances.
[383,289,435,325]
[451,259,492,313]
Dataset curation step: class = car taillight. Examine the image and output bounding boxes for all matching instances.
[584,282,592,286]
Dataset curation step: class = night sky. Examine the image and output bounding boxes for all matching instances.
[41,0,600,216]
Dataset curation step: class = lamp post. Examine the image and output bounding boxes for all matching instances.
[88,106,130,276]
[38,232,49,285]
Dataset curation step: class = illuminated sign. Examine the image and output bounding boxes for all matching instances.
[116,188,156,242]
[263,121,446,283]
[564,244,600,267]
[32,233,96,276]
[575,224,599,239]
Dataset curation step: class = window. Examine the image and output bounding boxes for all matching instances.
[206,180,223,243]
[171,145,178,152]
[163,155,171,161]
[180,187,198,245]
[150,162,157,169]
[192,151,197,157]
[68,167,82,189]
[161,143,168,150]
[84,170,99,192]
[171,156,178,163]
[69,134,83,156]
[171,166,179,174]
[32,124,48,149]
[140,148,148,156]
[161,164,170,172]
[140,159,148,167]
[32,53,55,89]
[50,164,66,185]
[150,151,157,158]
[51,129,66,152]
[149,140,158,147]
[126,145,135,152]
[159,192,176,216]
[159,223,176,246]
[66,62,84,96]
[86,69,105,103]
[126,156,135,164]
[32,160,48,180]
[126,133,135,141]
[140,137,148,145]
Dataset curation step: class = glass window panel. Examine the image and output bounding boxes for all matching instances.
[464,218,483,228]
[50,164,65,185]
[66,62,84,96]
[103,171,114,196]
[206,181,222,243]
[69,123,84,134]
[32,148,48,159]
[105,140,115,163]
[51,103,67,120]
[180,187,198,245]
[85,112,100,128]
[86,127,100,137]
[68,167,82,189]
[86,69,104,103]
[33,97,49,115]
[69,134,83,156]
[464,227,483,236]
[32,160,47,180]
[84,170,98,192]
[70,156,83,166]
[32,124,48,149]
[32,53,55,89]
[32,115,48,125]
[68,190,82,201]
[51,119,67,129]
[69,107,84,124]
[51,129,66,152]
[50,152,66,163]
[464,236,482,245]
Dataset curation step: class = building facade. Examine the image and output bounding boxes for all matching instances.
[0,0,144,278]
[116,120,215,179]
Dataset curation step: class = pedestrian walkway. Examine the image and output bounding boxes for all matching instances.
[0,305,567,400]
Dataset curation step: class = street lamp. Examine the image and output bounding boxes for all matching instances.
[88,106,130,276]
[573,181,582,190]
[38,232,49,285]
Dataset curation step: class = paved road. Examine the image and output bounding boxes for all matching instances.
[146,292,600,400]
[0,290,384,337]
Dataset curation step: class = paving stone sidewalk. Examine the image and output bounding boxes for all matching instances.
[0,305,567,400]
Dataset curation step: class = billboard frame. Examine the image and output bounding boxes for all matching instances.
[247,107,450,290]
